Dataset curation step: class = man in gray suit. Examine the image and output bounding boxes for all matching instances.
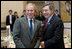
[13,3,42,48]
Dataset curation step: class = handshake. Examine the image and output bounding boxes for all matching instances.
[39,41,45,48]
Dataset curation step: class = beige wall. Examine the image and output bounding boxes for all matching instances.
[1,1,27,23]
[1,1,59,23]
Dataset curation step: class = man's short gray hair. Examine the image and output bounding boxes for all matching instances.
[43,3,55,10]
[26,3,37,11]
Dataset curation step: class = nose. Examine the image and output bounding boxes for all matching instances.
[29,11,32,13]
[43,11,46,14]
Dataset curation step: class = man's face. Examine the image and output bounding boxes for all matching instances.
[14,13,18,16]
[55,11,58,14]
[9,11,12,15]
[43,6,53,19]
[26,6,35,19]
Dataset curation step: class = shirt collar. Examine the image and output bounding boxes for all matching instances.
[48,13,54,23]
[27,16,33,21]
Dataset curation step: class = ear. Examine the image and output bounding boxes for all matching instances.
[52,10,54,13]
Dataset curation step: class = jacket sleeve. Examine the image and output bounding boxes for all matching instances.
[34,22,42,48]
[13,19,26,48]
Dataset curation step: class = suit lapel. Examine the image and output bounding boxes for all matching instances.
[31,19,37,40]
[23,16,31,40]
[45,14,55,30]
[49,14,55,24]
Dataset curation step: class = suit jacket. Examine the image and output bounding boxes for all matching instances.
[42,14,65,48]
[6,15,16,31]
[14,16,19,19]
[13,16,42,48]
[56,14,61,18]
[21,15,26,18]
[58,14,61,18]
[35,15,45,22]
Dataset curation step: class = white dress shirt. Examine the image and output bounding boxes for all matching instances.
[27,16,34,30]
[48,14,54,23]
[9,15,12,24]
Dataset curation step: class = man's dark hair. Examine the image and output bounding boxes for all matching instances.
[14,11,17,14]
[43,3,55,10]
[9,10,13,12]
[55,9,58,12]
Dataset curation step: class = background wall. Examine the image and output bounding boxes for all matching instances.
[1,1,27,24]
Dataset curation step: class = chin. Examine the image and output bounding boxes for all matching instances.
[30,16,33,19]
[45,16,48,19]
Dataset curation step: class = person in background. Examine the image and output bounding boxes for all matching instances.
[14,11,19,19]
[55,9,61,18]
[6,10,16,32]
[35,11,45,23]
[21,10,26,17]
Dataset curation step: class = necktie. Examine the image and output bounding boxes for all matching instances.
[30,20,33,40]
[41,19,48,41]
[43,19,48,31]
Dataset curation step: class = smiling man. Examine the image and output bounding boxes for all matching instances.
[13,3,41,48]
[40,3,65,48]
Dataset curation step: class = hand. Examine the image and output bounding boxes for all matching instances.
[39,45,41,48]
[40,41,45,48]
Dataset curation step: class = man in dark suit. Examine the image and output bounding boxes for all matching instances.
[55,9,61,18]
[40,3,65,48]
[6,10,16,32]
[14,11,19,19]
[13,3,41,48]
[35,11,45,22]
[21,10,26,18]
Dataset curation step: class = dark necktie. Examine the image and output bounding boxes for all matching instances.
[41,19,48,41]
[43,19,48,32]
[30,20,33,40]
